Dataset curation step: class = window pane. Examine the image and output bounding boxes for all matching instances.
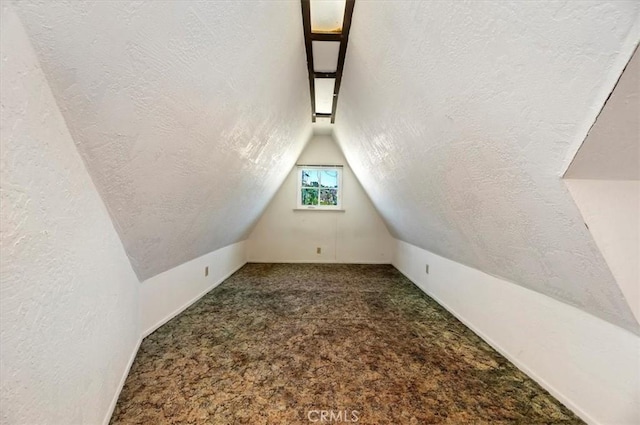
[319,189,338,206]
[301,169,319,187]
[301,188,319,205]
[320,170,338,188]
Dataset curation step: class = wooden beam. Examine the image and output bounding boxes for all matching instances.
[314,72,337,79]
[311,33,342,41]
[331,0,355,124]
[301,0,355,124]
[301,0,316,122]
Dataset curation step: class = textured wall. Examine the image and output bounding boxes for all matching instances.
[0,5,140,424]
[334,1,640,332]
[247,135,395,263]
[12,0,312,280]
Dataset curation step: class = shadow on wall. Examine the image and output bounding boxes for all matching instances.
[564,46,640,325]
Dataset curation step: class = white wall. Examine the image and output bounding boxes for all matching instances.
[334,0,640,333]
[0,5,140,425]
[140,242,246,336]
[13,1,312,281]
[393,240,640,425]
[248,135,394,263]
[564,179,640,323]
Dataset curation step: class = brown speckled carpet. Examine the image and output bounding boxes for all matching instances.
[110,263,583,424]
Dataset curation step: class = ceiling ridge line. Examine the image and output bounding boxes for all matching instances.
[301,0,356,124]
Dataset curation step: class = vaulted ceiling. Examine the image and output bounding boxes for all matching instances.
[13,1,312,279]
[12,1,639,333]
[332,1,639,333]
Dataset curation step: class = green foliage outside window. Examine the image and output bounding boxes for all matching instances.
[300,169,339,207]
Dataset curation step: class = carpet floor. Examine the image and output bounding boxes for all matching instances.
[110,263,583,424]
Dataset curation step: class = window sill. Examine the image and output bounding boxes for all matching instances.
[293,208,346,212]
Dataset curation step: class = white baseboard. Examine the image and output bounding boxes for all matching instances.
[142,261,246,338]
[104,244,247,424]
[397,273,595,424]
[392,239,640,425]
[247,260,391,264]
[102,336,142,425]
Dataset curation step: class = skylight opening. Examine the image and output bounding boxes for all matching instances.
[312,41,340,72]
[314,78,336,114]
[310,0,346,33]
[301,0,355,123]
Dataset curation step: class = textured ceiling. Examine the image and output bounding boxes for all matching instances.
[10,0,640,332]
[334,1,640,333]
[565,46,639,180]
[13,1,312,280]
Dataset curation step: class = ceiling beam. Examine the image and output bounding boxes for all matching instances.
[300,0,316,122]
[301,0,356,123]
[311,33,342,41]
[314,72,337,79]
[330,0,355,124]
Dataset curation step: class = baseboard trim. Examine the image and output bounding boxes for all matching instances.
[104,260,247,424]
[102,336,142,425]
[142,261,247,338]
[247,260,391,264]
[391,262,596,425]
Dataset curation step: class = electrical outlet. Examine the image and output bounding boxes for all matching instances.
[205,266,209,277]
[317,247,321,254]
[425,264,429,274]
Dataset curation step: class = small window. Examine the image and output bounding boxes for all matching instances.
[297,166,342,209]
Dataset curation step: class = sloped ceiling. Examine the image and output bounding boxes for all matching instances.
[334,1,640,333]
[12,1,311,280]
[11,0,639,333]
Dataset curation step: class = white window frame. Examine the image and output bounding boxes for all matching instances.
[296,165,343,210]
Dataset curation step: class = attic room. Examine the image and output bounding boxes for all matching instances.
[1,1,638,424]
